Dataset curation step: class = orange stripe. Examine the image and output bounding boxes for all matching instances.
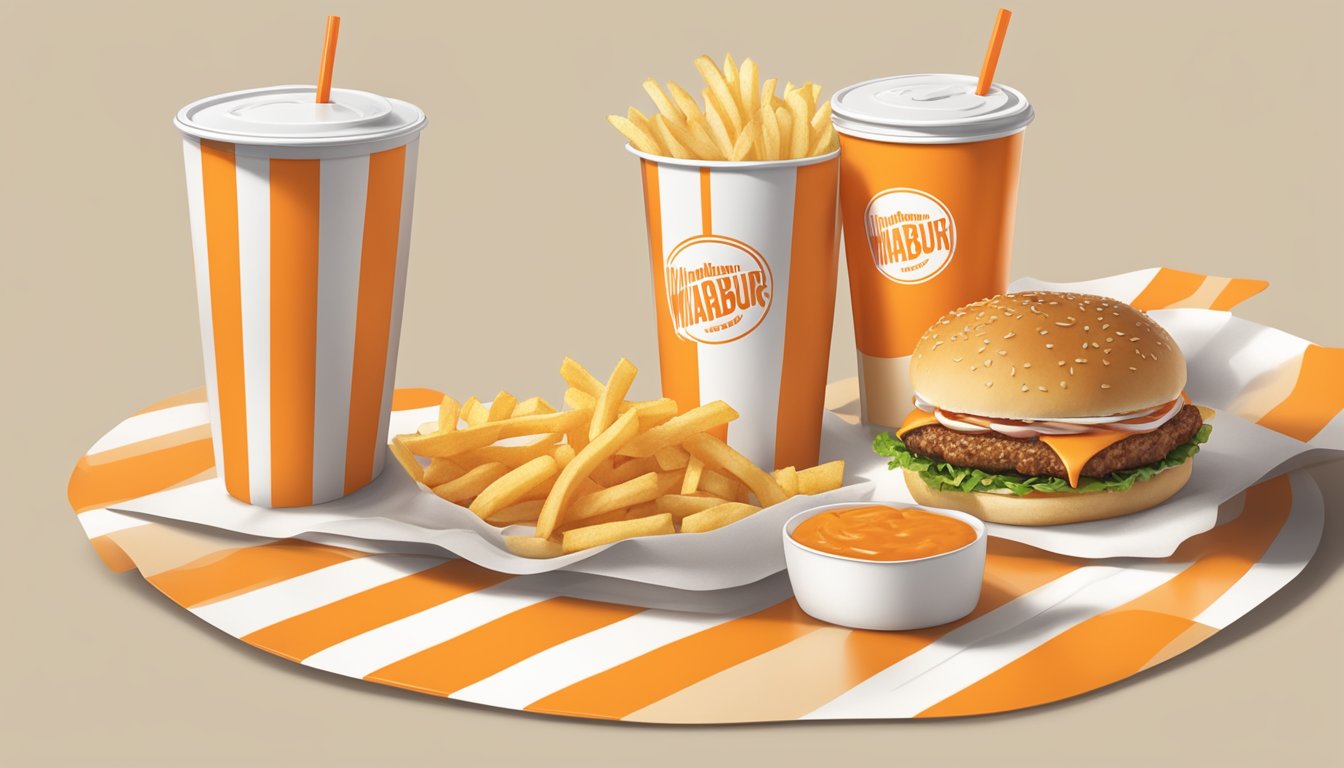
[344,146,407,494]
[391,388,445,410]
[1128,267,1207,311]
[1209,278,1269,311]
[526,600,823,720]
[643,160,700,415]
[1256,344,1344,441]
[200,139,250,503]
[89,534,137,573]
[242,560,509,662]
[774,159,840,469]
[269,158,321,506]
[698,167,713,235]
[83,423,212,467]
[625,538,1083,722]
[67,436,215,513]
[918,476,1292,718]
[367,598,643,697]
[146,540,365,609]
[133,387,208,416]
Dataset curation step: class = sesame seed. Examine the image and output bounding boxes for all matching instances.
[1054,321,1075,327]
[1129,337,1140,342]
[1129,366,1137,371]
[1101,384,1112,389]
[1104,348,1112,354]
[1102,323,1111,330]
[998,349,1008,356]
[1075,358,1087,363]
[1038,386,1048,392]
[1070,367,1076,375]
[1103,359,1111,366]
[984,360,993,367]
[1039,329,1049,335]
[970,366,977,371]
[1021,384,1029,392]
[1010,366,1016,377]
[1106,337,1114,343]
[1084,325,1091,331]
[1091,342,1100,348]
[1060,381,1068,389]
[1058,360,1066,366]
[1023,362,1032,369]
[985,381,993,388]
[977,345,988,354]
[1003,332,1016,339]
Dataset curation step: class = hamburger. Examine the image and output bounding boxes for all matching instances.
[875,291,1211,526]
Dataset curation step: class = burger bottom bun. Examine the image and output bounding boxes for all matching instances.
[902,460,1193,527]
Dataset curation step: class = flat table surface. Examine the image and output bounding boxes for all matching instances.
[6,1,1341,765]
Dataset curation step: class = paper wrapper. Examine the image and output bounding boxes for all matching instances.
[102,269,1342,586]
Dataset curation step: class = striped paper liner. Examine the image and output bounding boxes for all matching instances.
[67,270,1337,722]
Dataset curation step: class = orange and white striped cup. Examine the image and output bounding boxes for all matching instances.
[631,148,842,471]
[832,74,1034,428]
[175,86,426,507]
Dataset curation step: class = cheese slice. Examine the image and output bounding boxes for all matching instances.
[895,409,940,439]
[1039,430,1134,488]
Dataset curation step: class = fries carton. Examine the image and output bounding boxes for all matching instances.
[175,86,426,507]
[631,148,841,470]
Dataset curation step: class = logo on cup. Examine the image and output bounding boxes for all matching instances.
[665,235,773,344]
[864,188,957,285]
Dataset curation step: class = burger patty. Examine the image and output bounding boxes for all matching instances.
[903,404,1204,480]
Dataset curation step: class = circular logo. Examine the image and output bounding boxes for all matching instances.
[863,188,957,285]
[664,235,773,344]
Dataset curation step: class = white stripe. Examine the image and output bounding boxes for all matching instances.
[302,580,542,678]
[698,166,797,468]
[191,555,444,638]
[235,153,272,507]
[77,508,151,538]
[452,604,758,710]
[312,154,370,504]
[374,139,419,481]
[1195,472,1323,628]
[1009,268,1159,304]
[87,403,210,455]
[804,563,1183,719]
[182,137,225,475]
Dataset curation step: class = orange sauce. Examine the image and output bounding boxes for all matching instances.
[792,505,976,562]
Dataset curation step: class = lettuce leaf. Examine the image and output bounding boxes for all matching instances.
[873,424,1211,496]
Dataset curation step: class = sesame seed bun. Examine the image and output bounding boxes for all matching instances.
[903,460,1193,526]
[910,292,1186,419]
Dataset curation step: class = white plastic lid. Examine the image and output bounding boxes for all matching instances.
[831,74,1033,144]
[174,85,426,147]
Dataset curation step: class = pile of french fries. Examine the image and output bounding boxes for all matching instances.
[390,357,844,558]
[608,54,838,162]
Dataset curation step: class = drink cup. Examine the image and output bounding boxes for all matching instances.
[631,148,842,470]
[175,85,426,507]
[832,74,1033,427]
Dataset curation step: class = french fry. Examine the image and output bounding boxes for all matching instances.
[625,500,660,519]
[560,357,603,397]
[667,81,705,124]
[470,455,560,520]
[453,434,559,469]
[564,387,593,411]
[722,52,739,93]
[697,468,739,501]
[568,471,662,523]
[681,502,762,533]
[552,443,576,468]
[403,409,591,458]
[608,113,662,155]
[702,87,737,156]
[592,455,659,487]
[422,457,466,487]
[536,409,640,539]
[487,391,517,422]
[561,513,675,554]
[762,78,780,109]
[730,118,757,161]
[656,493,730,519]
[652,115,693,159]
[686,120,723,161]
[786,90,811,159]
[590,357,638,440]
[759,105,781,161]
[511,396,555,417]
[653,445,691,471]
[657,113,720,161]
[520,474,601,503]
[681,456,705,494]
[682,433,787,507]
[432,462,510,504]
[488,499,545,525]
[463,399,490,427]
[810,101,832,135]
[739,57,759,119]
[798,460,845,494]
[642,78,683,122]
[505,536,564,559]
[773,465,799,497]
[389,437,424,484]
[776,106,793,154]
[457,396,481,427]
[617,401,739,457]
[698,56,741,134]
[811,125,837,156]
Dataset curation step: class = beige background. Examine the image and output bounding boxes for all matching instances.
[3,0,1340,765]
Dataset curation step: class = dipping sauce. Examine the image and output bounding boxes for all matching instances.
[791,505,977,562]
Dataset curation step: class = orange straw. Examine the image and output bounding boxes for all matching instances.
[975,8,1012,96]
[315,15,341,103]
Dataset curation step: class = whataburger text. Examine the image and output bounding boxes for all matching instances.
[667,263,770,338]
